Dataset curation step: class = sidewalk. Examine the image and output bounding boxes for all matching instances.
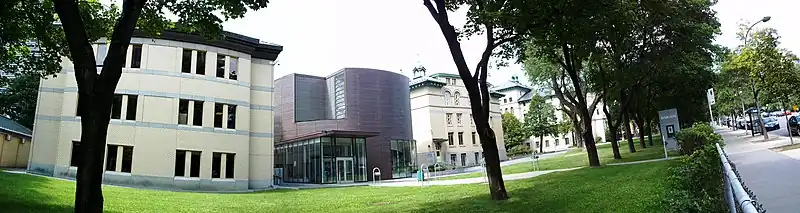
[718,127,800,213]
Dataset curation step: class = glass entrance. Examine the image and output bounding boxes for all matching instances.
[336,158,353,183]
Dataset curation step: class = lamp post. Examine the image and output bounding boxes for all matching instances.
[744,16,771,139]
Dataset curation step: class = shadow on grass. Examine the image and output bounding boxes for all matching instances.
[0,171,124,213]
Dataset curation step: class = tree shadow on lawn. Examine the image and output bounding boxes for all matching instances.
[0,171,123,213]
[402,164,670,213]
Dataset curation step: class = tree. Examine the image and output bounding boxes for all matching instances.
[556,111,575,146]
[0,73,41,128]
[501,113,527,149]
[524,95,558,154]
[6,0,271,211]
[423,0,529,200]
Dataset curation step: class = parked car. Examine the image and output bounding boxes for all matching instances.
[764,117,780,131]
[790,116,800,136]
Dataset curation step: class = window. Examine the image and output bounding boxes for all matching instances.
[511,107,514,113]
[474,152,480,164]
[229,57,238,80]
[450,154,457,166]
[175,150,201,177]
[216,54,226,78]
[70,141,81,167]
[503,98,507,104]
[470,114,474,126]
[510,97,513,102]
[456,113,462,125]
[333,73,347,119]
[472,132,477,144]
[111,94,123,119]
[106,145,133,173]
[196,51,206,75]
[178,99,189,125]
[546,140,550,147]
[458,132,464,145]
[446,113,452,125]
[131,44,142,68]
[555,139,560,146]
[454,92,460,105]
[212,152,236,179]
[121,146,133,173]
[96,43,107,67]
[460,153,466,166]
[181,49,192,73]
[193,101,204,126]
[228,105,237,129]
[444,91,452,105]
[106,145,118,171]
[126,95,138,120]
[214,103,224,128]
[447,132,454,146]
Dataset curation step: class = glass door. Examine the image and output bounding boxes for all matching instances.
[336,158,353,183]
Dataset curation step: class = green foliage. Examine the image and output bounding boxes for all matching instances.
[507,145,532,157]
[0,73,41,128]
[663,142,725,212]
[501,113,528,149]
[524,95,558,141]
[675,123,723,155]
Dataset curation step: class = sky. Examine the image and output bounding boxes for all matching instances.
[220,0,800,86]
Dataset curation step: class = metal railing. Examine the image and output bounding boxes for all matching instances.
[717,143,766,213]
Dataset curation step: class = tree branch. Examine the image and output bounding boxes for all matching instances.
[53,0,98,93]
[96,0,146,94]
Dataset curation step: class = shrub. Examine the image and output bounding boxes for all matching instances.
[676,123,723,155]
[663,122,726,212]
[595,136,603,143]
[507,145,532,157]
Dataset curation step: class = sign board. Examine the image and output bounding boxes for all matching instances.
[658,108,680,150]
[426,152,436,165]
[707,88,716,105]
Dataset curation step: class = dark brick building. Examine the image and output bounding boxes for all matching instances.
[273,68,415,183]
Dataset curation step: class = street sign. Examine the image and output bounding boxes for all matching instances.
[658,108,681,151]
[707,88,716,105]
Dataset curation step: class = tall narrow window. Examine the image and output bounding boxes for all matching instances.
[446,113,452,125]
[178,99,189,125]
[228,105,236,129]
[471,132,476,145]
[474,152,480,164]
[196,51,206,75]
[456,113,462,125]
[212,152,222,178]
[181,49,192,73]
[225,153,235,178]
[106,145,118,171]
[70,141,82,167]
[121,146,133,173]
[453,92,460,105]
[458,132,464,145]
[175,150,186,176]
[96,43,107,67]
[190,151,201,177]
[131,44,142,68]
[229,57,238,80]
[126,95,138,121]
[450,154,457,165]
[111,94,123,119]
[447,132,454,146]
[193,101,203,126]
[460,153,466,166]
[216,55,225,78]
[214,103,224,128]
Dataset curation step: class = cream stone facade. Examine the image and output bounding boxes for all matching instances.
[410,73,508,168]
[27,31,282,191]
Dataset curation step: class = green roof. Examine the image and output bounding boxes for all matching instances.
[0,116,31,138]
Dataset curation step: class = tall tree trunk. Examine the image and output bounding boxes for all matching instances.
[478,125,507,200]
[539,135,544,153]
[54,1,145,211]
[608,125,622,159]
[580,111,600,166]
[647,119,654,146]
[623,112,636,153]
[635,117,647,149]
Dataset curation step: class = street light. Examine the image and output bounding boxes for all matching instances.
[743,16,771,140]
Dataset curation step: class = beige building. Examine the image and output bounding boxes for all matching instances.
[494,77,607,153]
[27,30,282,191]
[410,72,508,168]
[0,116,32,168]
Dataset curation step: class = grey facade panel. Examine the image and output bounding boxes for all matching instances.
[273,68,413,180]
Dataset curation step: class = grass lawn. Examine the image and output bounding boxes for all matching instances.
[0,160,676,213]
[440,136,680,180]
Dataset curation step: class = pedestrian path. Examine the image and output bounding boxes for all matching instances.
[718,127,800,213]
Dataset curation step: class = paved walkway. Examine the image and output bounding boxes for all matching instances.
[718,127,800,213]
